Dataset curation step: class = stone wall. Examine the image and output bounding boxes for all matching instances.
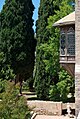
[27,101,62,115]
[75,0,80,117]
[27,100,75,116]
[62,103,75,110]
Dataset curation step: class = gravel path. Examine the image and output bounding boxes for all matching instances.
[35,115,75,119]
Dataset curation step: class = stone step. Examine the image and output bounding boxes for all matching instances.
[22,91,37,99]
[22,91,36,95]
[35,115,75,119]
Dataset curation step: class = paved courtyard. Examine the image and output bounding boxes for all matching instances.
[35,115,75,119]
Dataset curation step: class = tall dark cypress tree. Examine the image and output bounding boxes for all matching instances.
[34,0,59,100]
[36,0,56,43]
[0,0,36,93]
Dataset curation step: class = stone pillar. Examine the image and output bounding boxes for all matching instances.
[75,0,80,117]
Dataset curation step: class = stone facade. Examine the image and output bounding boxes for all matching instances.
[75,0,80,117]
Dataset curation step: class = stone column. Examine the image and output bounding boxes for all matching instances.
[75,0,80,117]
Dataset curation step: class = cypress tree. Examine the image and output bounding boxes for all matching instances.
[35,0,59,100]
[36,0,58,43]
[0,0,36,93]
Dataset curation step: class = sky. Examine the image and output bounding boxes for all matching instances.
[0,0,40,31]
[32,0,40,31]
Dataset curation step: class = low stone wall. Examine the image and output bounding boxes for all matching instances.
[27,100,62,115]
[62,103,75,110]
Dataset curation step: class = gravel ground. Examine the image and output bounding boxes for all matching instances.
[35,115,75,119]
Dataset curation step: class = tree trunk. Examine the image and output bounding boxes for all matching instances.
[15,74,19,84]
[15,74,23,94]
[20,81,23,94]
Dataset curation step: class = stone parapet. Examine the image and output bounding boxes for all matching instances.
[27,101,62,116]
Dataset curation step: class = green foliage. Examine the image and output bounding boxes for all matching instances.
[49,85,60,101]
[36,0,54,43]
[22,77,34,91]
[47,0,75,102]
[0,80,6,93]
[58,69,75,101]
[34,52,50,100]
[47,0,74,34]
[35,0,75,101]
[0,45,30,118]
[0,0,36,82]
[0,65,15,81]
[0,52,15,93]
[0,81,31,119]
[35,0,60,100]
[49,68,75,102]
[38,40,59,76]
[22,81,29,91]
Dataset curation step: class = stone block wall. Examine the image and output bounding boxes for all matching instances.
[27,100,62,115]
[75,0,80,117]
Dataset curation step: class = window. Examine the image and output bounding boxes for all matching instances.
[67,27,75,55]
[60,30,66,55]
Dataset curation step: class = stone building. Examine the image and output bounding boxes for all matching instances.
[53,11,75,77]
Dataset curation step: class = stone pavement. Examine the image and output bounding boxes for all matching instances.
[35,115,75,119]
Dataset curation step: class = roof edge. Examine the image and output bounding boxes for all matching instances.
[53,21,75,27]
[53,11,75,27]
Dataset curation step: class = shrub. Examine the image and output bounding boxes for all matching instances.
[49,69,75,102]
[0,81,31,119]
